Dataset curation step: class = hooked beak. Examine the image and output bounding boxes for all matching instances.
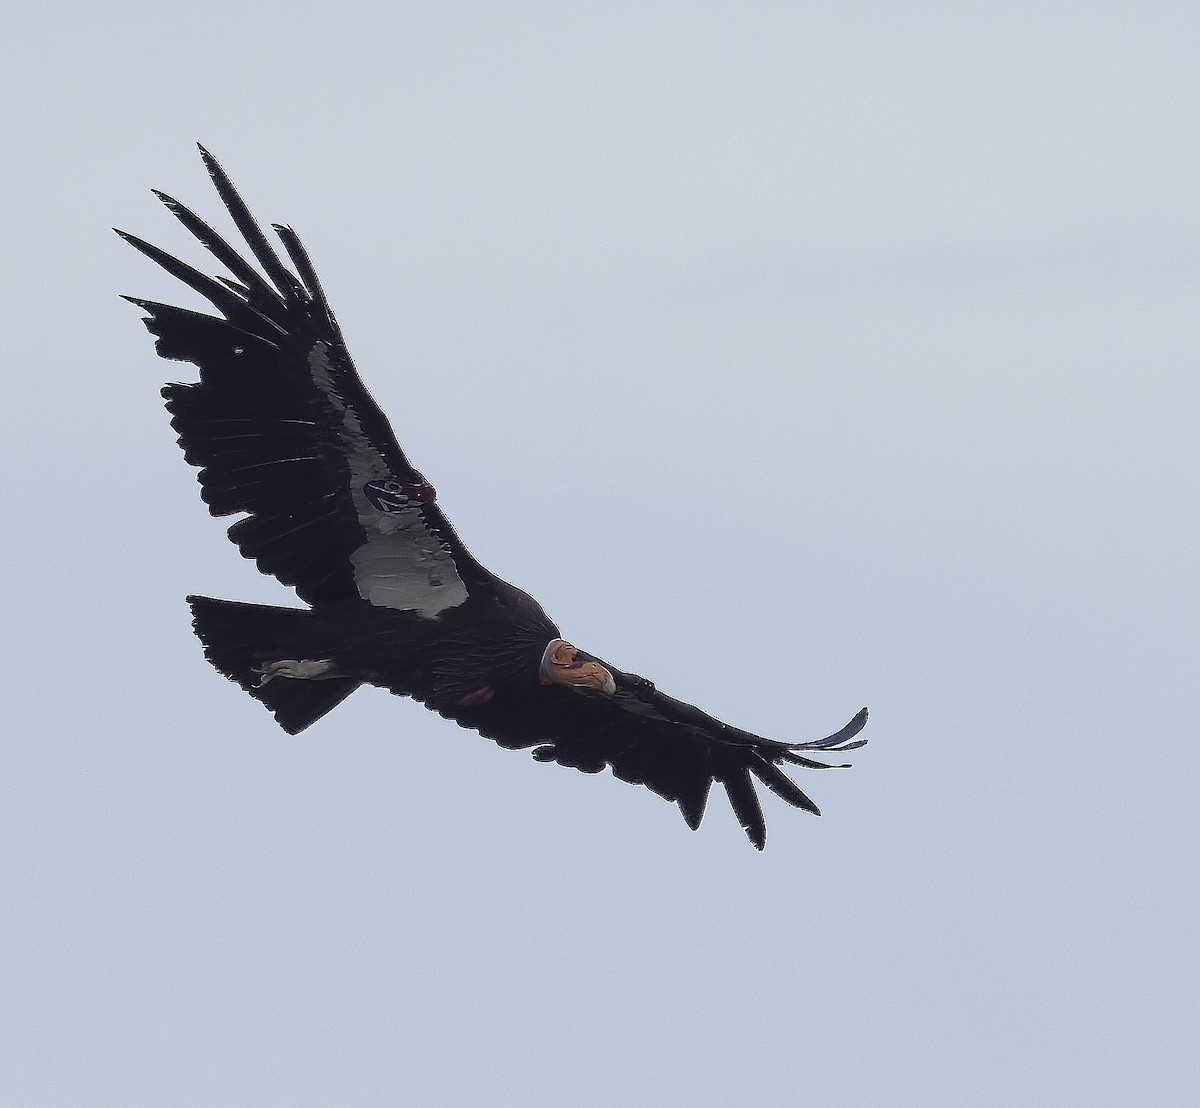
[538,638,616,696]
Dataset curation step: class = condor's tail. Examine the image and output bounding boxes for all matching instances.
[187,595,360,734]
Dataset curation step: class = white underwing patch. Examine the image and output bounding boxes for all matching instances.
[308,341,469,616]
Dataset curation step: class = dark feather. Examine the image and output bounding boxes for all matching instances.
[116,231,283,337]
[791,706,869,750]
[197,144,303,301]
[272,223,338,332]
[718,762,767,851]
[153,190,286,310]
[747,754,821,816]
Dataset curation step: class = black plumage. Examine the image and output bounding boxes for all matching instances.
[122,146,868,849]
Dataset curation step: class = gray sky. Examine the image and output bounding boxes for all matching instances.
[3,3,1197,1105]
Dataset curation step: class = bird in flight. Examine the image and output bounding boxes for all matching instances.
[120,146,868,849]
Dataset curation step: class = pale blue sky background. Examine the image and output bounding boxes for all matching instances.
[3,3,1198,1105]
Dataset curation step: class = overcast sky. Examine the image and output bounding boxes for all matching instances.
[3,3,1197,1105]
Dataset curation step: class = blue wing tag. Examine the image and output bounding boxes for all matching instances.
[363,479,411,514]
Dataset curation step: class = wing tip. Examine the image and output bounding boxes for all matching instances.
[789,705,871,754]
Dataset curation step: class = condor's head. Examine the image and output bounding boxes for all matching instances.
[537,638,616,696]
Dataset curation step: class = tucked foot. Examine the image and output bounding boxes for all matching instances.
[253,658,341,686]
[456,685,496,706]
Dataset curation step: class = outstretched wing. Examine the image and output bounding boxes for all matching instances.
[440,678,868,850]
[120,145,489,613]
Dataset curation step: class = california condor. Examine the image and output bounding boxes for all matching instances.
[120,146,868,849]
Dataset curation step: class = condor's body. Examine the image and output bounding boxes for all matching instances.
[121,146,868,849]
